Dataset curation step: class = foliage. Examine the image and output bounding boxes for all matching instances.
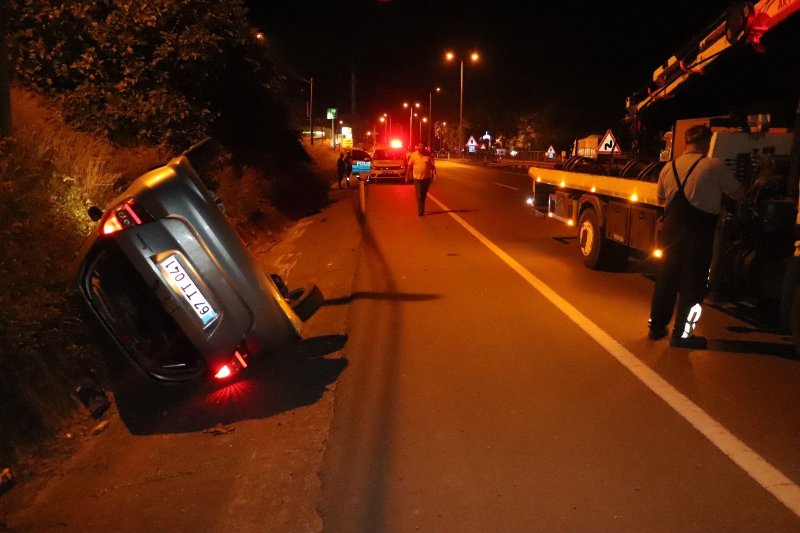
[510,114,539,151]
[5,0,328,216]
[6,0,281,152]
[508,108,576,153]
[0,88,165,466]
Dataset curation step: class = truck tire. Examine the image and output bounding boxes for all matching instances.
[578,208,627,271]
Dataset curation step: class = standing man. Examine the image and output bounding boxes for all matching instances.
[648,125,745,349]
[405,143,437,216]
[337,152,347,189]
[344,151,353,188]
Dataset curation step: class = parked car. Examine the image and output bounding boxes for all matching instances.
[74,138,321,384]
[349,149,372,180]
[368,148,407,182]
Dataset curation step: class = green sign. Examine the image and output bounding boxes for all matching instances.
[326,108,337,119]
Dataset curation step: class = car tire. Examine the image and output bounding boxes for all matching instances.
[288,283,324,322]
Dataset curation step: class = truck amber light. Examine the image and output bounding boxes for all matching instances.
[100,198,152,235]
[653,248,663,258]
[630,193,639,202]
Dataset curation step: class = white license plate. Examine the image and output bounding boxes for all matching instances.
[158,255,218,325]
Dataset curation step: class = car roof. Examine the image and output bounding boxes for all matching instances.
[373,149,404,159]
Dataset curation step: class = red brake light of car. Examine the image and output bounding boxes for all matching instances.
[213,344,250,380]
[214,365,233,379]
[100,198,152,236]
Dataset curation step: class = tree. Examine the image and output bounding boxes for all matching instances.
[6,0,293,156]
[510,113,539,152]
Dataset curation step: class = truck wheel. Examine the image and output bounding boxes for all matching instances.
[578,208,627,270]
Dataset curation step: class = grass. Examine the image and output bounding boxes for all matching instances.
[0,87,341,472]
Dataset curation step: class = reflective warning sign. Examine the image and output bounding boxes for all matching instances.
[597,130,621,154]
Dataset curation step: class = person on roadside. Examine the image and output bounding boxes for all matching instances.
[405,142,437,216]
[648,124,746,349]
[337,151,348,189]
[344,151,353,188]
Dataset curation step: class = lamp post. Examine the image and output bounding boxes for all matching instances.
[445,51,479,158]
[428,87,440,149]
[420,117,427,145]
[403,102,420,148]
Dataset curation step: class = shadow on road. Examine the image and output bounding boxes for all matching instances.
[107,334,348,435]
[708,337,797,359]
[322,291,441,307]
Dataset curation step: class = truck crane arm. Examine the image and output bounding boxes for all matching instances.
[626,0,800,118]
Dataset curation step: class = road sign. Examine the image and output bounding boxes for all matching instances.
[326,108,337,120]
[466,135,477,147]
[597,129,621,154]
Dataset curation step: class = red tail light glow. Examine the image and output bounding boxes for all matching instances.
[213,345,250,380]
[214,365,233,379]
[100,198,152,235]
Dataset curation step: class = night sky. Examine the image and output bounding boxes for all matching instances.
[245,1,798,147]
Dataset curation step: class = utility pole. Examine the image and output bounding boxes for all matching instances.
[309,77,314,145]
[0,6,11,137]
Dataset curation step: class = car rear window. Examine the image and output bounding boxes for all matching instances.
[373,150,404,160]
[351,150,370,160]
[86,243,203,379]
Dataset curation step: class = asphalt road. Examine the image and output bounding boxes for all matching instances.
[5,161,800,532]
[319,160,800,532]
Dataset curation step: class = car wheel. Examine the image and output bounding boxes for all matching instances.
[288,283,324,322]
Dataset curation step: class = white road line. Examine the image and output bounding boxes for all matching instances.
[427,192,800,517]
[493,182,519,191]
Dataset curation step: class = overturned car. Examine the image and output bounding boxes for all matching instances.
[74,139,321,384]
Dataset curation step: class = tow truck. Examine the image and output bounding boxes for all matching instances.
[527,1,800,348]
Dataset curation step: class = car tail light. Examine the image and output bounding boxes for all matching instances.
[100,198,153,236]
[213,343,250,380]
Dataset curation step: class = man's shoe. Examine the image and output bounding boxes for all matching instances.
[669,335,708,350]
[648,326,669,340]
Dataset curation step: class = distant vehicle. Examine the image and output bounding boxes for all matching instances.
[369,148,407,182]
[349,149,372,180]
[74,138,322,385]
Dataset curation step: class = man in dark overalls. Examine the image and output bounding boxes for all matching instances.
[648,125,746,349]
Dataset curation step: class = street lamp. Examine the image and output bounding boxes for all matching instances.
[428,87,440,149]
[445,50,479,158]
[403,102,420,148]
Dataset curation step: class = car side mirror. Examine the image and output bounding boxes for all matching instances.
[87,206,103,222]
